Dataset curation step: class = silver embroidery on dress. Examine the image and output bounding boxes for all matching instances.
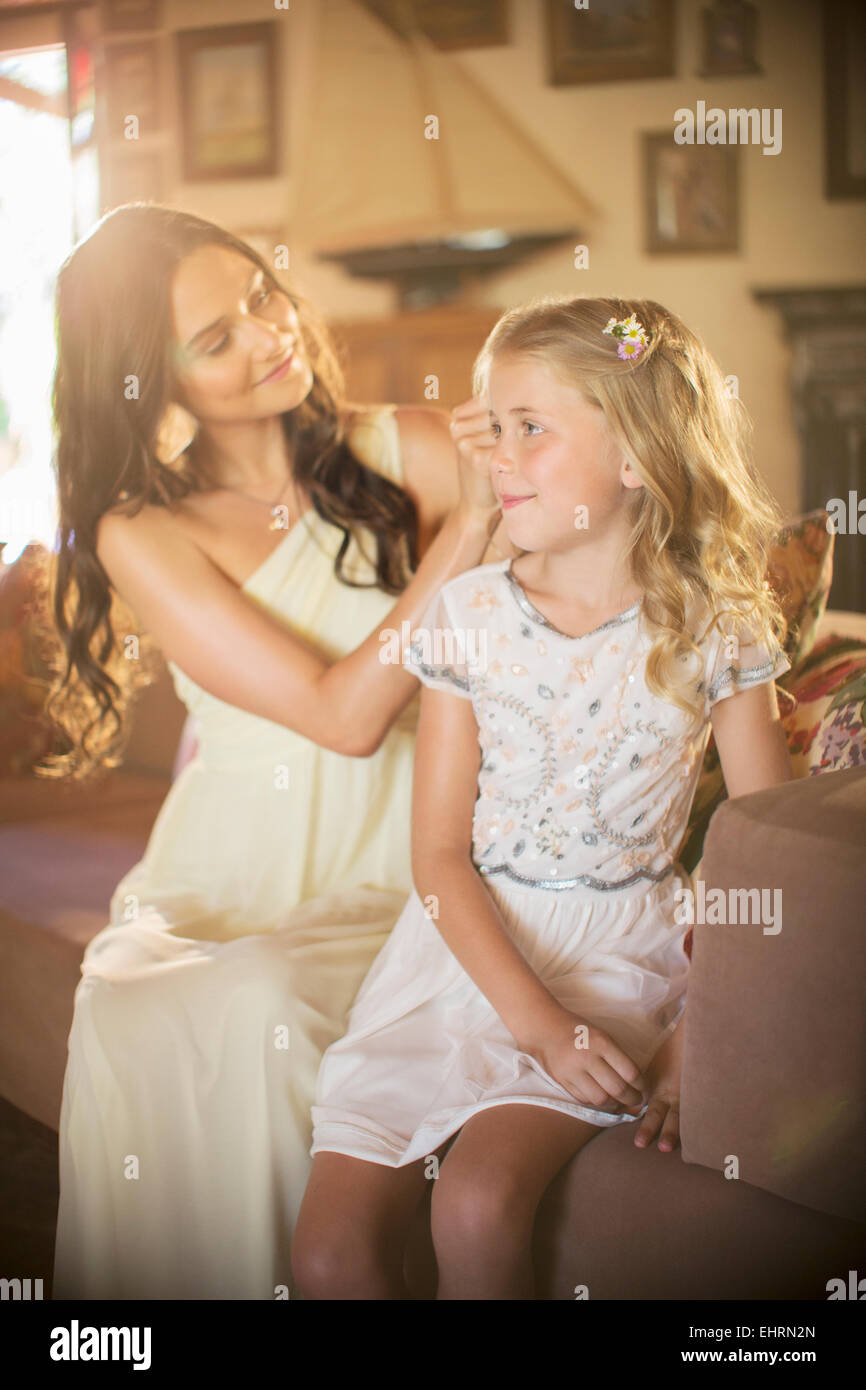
[707,657,779,703]
[504,563,643,640]
[478,860,677,892]
[406,637,472,693]
[408,563,779,897]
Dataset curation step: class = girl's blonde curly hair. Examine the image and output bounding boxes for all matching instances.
[472,294,788,735]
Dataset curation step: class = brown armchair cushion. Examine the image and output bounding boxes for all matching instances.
[680,764,866,1225]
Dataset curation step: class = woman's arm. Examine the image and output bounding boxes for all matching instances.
[395,402,521,566]
[410,685,566,1047]
[95,496,499,759]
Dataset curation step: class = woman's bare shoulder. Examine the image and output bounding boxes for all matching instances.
[95,498,203,574]
[393,405,459,522]
[342,401,458,523]
[344,401,452,459]
[392,403,451,452]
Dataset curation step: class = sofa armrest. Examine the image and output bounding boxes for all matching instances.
[680,765,866,1224]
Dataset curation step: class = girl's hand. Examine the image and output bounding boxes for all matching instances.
[449,397,500,517]
[530,1009,646,1115]
[632,1025,684,1153]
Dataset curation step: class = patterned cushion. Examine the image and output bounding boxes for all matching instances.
[677,509,836,878]
[0,543,58,775]
[766,508,835,660]
[780,634,866,775]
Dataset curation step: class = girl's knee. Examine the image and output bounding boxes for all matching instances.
[291,1213,384,1300]
[430,1160,531,1252]
[291,1232,348,1300]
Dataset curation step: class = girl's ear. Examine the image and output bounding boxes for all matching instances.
[620,456,645,491]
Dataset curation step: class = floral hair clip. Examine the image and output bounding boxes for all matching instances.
[602,313,652,361]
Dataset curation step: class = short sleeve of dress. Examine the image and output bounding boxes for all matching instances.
[705,604,791,711]
[404,583,476,701]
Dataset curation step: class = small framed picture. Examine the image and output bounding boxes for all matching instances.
[643,133,739,253]
[102,0,160,33]
[176,23,280,181]
[544,0,675,86]
[699,0,762,77]
[823,0,866,199]
[104,39,163,139]
[361,0,507,49]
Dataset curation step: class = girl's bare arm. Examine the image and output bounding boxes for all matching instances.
[710,680,794,798]
[410,684,565,1049]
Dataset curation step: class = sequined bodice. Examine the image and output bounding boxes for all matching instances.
[409,561,714,895]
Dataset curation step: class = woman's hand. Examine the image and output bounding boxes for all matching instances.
[528,1008,646,1115]
[632,1019,684,1153]
[449,397,500,518]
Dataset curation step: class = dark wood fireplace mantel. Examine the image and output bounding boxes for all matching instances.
[753,286,866,613]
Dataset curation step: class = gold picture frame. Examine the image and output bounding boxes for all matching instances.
[176,23,280,182]
[643,132,739,254]
[545,0,675,86]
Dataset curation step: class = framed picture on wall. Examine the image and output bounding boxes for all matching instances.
[643,133,739,253]
[102,0,161,33]
[361,0,508,48]
[104,38,163,140]
[544,0,675,86]
[698,0,762,77]
[823,0,866,199]
[176,23,280,181]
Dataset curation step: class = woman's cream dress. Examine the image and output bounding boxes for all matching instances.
[53,406,419,1299]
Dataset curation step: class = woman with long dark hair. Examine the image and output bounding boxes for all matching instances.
[46,204,506,1298]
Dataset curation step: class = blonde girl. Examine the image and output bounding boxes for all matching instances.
[292,295,793,1301]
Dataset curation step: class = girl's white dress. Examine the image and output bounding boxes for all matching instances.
[311,561,791,1162]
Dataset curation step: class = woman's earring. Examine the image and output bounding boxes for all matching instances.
[154,402,198,466]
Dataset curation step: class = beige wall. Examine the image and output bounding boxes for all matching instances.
[161,0,865,519]
[4,0,864,519]
[459,0,866,519]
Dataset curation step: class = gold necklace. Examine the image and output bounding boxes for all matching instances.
[221,471,301,532]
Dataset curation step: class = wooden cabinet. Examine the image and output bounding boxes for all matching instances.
[328,306,503,411]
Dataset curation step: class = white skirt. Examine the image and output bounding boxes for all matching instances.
[53,885,408,1299]
[310,870,691,1166]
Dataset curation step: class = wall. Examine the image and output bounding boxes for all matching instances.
[162,0,866,517]
[3,0,865,517]
[457,0,866,517]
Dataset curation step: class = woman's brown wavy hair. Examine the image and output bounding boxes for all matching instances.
[472,294,789,734]
[38,203,418,782]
